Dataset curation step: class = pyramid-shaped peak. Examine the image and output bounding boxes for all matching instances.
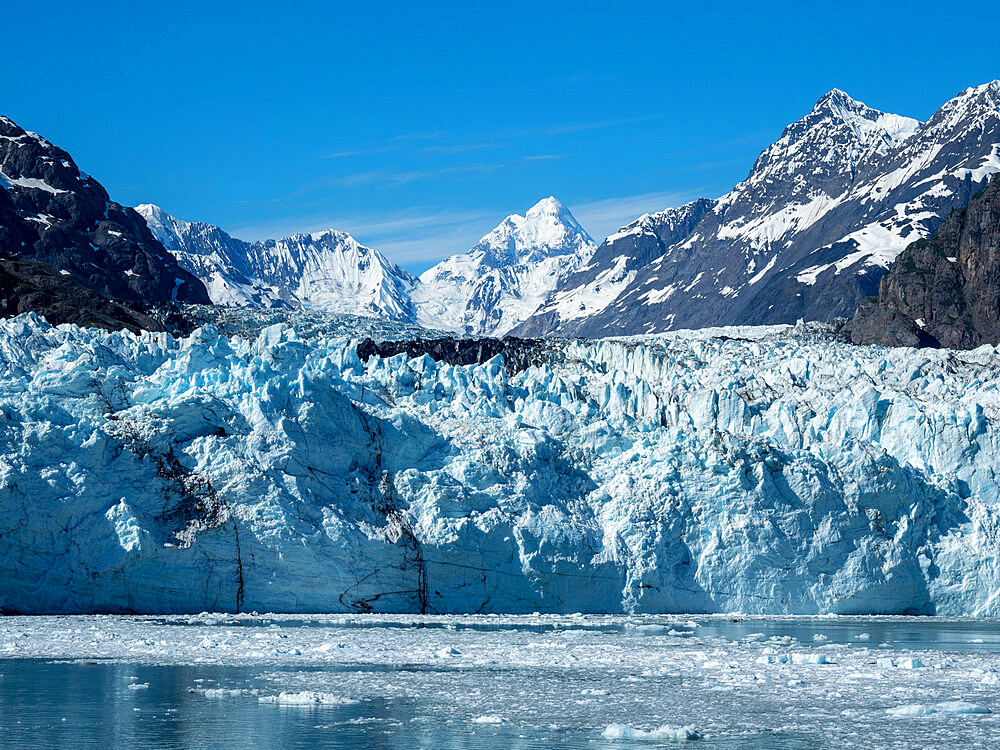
[526,196,569,216]
[135,203,168,221]
[811,88,873,117]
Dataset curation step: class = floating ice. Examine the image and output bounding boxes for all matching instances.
[887,701,991,717]
[259,691,359,706]
[602,723,703,740]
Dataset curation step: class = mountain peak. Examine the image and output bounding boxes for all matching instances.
[473,198,594,267]
[814,88,861,110]
[526,195,569,218]
[788,88,920,150]
[925,80,1000,134]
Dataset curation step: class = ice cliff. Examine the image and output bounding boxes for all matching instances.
[1,313,998,615]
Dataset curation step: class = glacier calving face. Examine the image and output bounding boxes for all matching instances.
[1,314,998,615]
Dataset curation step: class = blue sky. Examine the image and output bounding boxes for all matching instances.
[3,2,998,273]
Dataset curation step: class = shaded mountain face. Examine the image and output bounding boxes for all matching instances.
[413,197,596,336]
[0,253,162,332]
[516,83,1000,338]
[849,174,1000,349]
[510,198,715,337]
[139,204,419,323]
[0,116,209,313]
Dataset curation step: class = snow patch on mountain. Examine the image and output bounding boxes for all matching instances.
[517,83,1000,337]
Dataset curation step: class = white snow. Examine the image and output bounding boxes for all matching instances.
[0,169,67,195]
[414,197,596,335]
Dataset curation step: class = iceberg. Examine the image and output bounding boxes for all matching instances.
[1,313,999,615]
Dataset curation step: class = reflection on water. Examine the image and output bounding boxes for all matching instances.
[0,660,804,749]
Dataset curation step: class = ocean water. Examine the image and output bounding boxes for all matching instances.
[2,615,1000,748]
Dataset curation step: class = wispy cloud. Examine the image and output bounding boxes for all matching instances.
[318,116,661,164]
[326,154,566,189]
[541,115,665,136]
[229,205,501,271]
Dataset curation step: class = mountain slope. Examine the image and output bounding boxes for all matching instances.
[517,83,1000,337]
[138,205,419,323]
[0,116,209,316]
[511,198,715,336]
[850,173,1000,348]
[413,197,596,336]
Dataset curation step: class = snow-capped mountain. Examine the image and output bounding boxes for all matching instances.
[4,313,1000,615]
[138,204,419,323]
[142,197,596,335]
[412,196,597,335]
[515,82,1000,337]
[515,198,715,336]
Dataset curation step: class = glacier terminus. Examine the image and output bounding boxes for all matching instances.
[2,312,998,616]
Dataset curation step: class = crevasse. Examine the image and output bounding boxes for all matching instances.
[1,314,998,615]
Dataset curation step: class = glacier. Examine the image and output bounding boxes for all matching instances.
[1,313,999,615]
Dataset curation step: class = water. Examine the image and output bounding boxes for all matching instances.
[2,615,1000,748]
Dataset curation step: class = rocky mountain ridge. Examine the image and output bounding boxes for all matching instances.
[143,197,595,335]
[0,115,209,329]
[515,82,1000,338]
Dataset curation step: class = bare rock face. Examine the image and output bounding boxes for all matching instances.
[0,253,162,332]
[850,174,1000,349]
[0,115,209,324]
[357,336,550,376]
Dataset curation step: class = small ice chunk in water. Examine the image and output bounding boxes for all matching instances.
[200,688,251,699]
[757,654,789,664]
[602,723,703,740]
[471,715,503,724]
[981,672,1000,685]
[127,683,149,690]
[581,688,609,696]
[898,658,925,669]
[876,657,896,668]
[436,647,461,658]
[813,634,829,642]
[856,633,871,640]
[887,702,991,716]
[259,691,358,706]
[791,653,829,665]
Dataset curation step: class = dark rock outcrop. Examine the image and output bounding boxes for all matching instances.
[0,115,209,328]
[357,336,550,375]
[850,174,1000,349]
[0,253,162,332]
